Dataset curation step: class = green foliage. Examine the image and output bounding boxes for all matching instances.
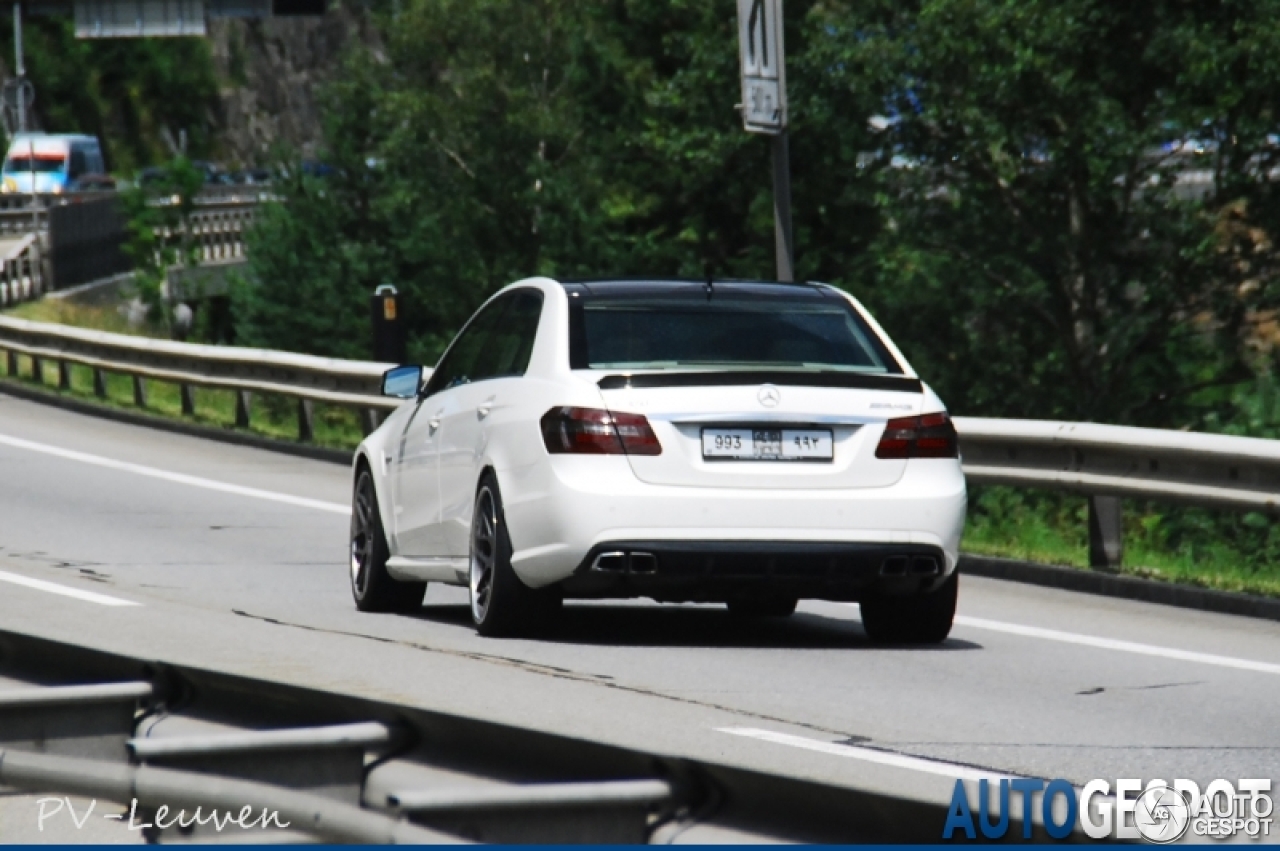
[1,18,221,172]
[120,157,204,330]
[235,0,795,362]
[825,0,1280,426]
[238,0,1280,423]
[964,486,1280,598]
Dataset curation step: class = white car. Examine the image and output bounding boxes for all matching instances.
[350,278,966,642]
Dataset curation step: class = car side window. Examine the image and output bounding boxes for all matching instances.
[471,289,543,380]
[423,295,513,397]
[69,149,87,179]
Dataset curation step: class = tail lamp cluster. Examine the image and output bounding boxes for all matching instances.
[541,407,662,456]
[875,412,959,459]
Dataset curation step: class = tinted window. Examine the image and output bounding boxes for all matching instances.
[424,289,543,395]
[69,149,87,178]
[4,156,65,174]
[471,289,543,380]
[575,295,901,374]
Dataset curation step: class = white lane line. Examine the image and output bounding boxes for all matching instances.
[718,727,1010,782]
[0,569,139,607]
[0,433,348,515]
[954,614,1280,676]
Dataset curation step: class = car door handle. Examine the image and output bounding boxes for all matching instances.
[428,415,441,432]
[477,397,496,419]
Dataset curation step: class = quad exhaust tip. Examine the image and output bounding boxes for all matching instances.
[591,551,658,574]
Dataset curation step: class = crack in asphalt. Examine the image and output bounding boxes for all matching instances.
[229,608,866,741]
[1077,681,1205,696]
[228,611,1255,779]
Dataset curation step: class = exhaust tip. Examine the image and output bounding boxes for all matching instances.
[591,552,627,572]
[910,556,940,576]
[629,552,658,574]
[880,556,908,577]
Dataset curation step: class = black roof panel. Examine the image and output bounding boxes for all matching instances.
[560,278,829,300]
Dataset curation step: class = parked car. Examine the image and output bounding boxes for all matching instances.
[350,278,966,643]
[2,133,108,194]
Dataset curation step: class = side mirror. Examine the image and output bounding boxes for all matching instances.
[381,365,423,399]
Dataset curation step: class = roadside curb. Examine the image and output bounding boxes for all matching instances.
[960,554,1280,623]
[0,378,352,466]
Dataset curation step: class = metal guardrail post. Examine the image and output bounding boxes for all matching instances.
[133,375,147,408]
[6,349,16,376]
[181,383,196,416]
[93,367,107,397]
[298,398,314,442]
[236,390,252,428]
[57,359,71,390]
[362,409,379,436]
[1088,495,1123,570]
[30,353,41,383]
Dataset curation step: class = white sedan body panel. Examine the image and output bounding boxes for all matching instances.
[356,277,966,600]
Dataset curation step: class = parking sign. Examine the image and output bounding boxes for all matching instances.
[738,0,786,133]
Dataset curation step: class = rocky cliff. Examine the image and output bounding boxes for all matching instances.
[206,5,382,167]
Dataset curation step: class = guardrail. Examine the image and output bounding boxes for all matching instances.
[955,417,1280,568]
[0,314,1274,570]
[0,192,263,306]
[0,627,945,843]
[182,200,257,265]
[0,234,46,307]
[0,315,399,440]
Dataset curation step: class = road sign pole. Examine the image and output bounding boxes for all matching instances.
[771,131,794,282]
[739,0,793,282]
[13,2,24,133]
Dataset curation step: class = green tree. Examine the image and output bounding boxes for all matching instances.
[815,0,1280,425]
[237,0,1280,437]
[120,156,205,331]
[3,17,221,172]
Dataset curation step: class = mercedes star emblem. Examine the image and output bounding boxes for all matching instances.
[757,385,781,407]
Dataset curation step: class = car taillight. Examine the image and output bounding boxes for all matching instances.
[875,412,958,459]
[540,407,662,456]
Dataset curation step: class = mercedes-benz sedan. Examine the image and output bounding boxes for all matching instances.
[350,278,966,641]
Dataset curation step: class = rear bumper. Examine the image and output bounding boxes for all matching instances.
[560,540,949,603]
[501,454,966,592]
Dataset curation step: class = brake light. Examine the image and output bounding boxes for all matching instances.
[540,407,662,456]
[875,412,958,459]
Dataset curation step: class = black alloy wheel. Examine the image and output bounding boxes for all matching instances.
[469,473,560,637]
[350,468,426,613]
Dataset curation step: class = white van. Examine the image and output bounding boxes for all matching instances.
[2,133,107,193]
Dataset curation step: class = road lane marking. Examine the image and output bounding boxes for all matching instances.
[953,615,1280,676]
[717,727,1011,782]
[0,569,139,606]
[0,433,348,515]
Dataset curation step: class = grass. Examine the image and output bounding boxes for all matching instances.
[964,486,1280,599]
[5,299,157,337]
[1,353,367,451]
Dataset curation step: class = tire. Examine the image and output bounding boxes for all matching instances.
[860,572,958,644]
[469,473,560,637]
[350,468,426,613]
[727,595,798,618]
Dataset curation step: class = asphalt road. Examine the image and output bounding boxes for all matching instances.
[1,393,1278,839]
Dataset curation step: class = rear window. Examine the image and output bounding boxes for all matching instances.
[573,295,901,374]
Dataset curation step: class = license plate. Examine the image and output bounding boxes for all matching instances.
[701,428,833,461]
